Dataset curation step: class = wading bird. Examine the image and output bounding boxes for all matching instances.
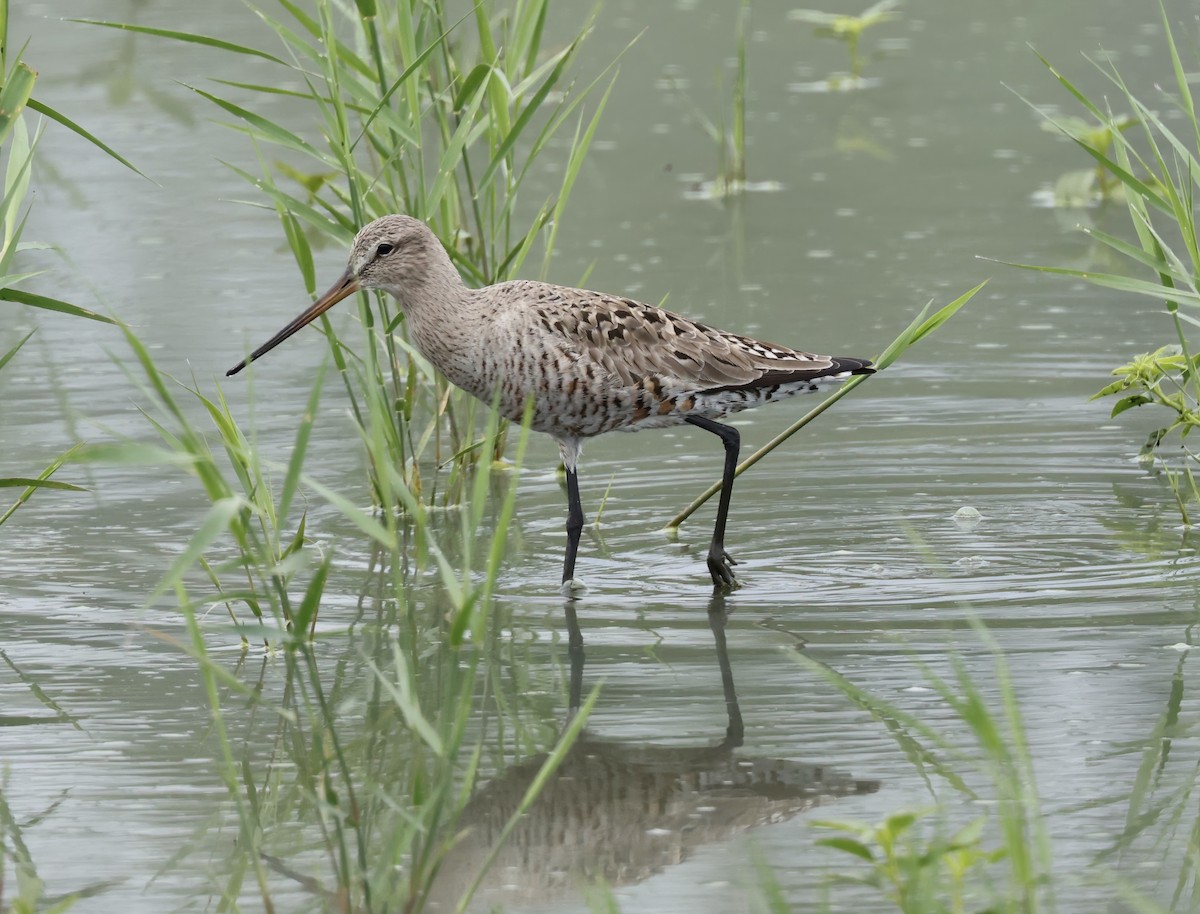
[228,215,873,589]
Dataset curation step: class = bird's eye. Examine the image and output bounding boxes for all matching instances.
[376,242,395,258]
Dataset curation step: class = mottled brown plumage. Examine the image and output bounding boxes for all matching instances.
[228,214,874,589]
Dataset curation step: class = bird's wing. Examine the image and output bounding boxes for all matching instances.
[518,282,851,391]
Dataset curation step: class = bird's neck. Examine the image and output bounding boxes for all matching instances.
[387,254,485,379]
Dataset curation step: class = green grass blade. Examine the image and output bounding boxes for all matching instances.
[25,98,149,181]
[188,87,331,164]
[1013,61,1171,214]
[278,360,327,531]
[0,444,86,527]
[1081,226,1193,286]
[69,20,288,65]
[538,76,616,278]
[0,287,118,324]
[0,478,85,491]
[147,496,247,606]
[2,112,33,247]
[0,61,35,145]
[297,470,396,550]
[475,38,581,195]
[72,442,200,469]
[290,549,331,641]
[0,328,34,371]
[998,260,1200,306]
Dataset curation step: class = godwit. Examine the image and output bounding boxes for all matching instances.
[228,215,873,589]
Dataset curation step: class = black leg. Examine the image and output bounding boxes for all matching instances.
[685,415,740,588]
[562,465,585,585]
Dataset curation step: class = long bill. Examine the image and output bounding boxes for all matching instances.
[226,269,361,376]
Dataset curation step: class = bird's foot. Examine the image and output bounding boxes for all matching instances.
[706,548,739,590]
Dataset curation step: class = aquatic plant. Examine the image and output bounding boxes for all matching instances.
[1018,9,1200,523]
[798,625,1055,914]
[1038,112,1139,207]
[681,0,780,201]
[789,0,901,88]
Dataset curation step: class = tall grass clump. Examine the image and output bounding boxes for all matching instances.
[1016,9,1200,523]
[82,317,594,909]
[82,0,620,511]
[59,3,620,904]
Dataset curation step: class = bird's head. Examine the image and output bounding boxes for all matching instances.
[226,214,441,376]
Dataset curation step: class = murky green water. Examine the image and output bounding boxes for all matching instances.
[5,1,1199,911]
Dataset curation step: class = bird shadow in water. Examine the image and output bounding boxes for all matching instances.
[427,592,880,910]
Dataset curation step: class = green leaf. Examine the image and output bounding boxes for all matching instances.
[299,471,396,550]
[0,444,86,527]
[290,550,331,639]
[0,287,118,324]
[996,259,1200,306]
[0,478,85,491]
[69,20,288,65]
[948,815,987,849]
[874,281,985,370]
[25,99,149,181]
[815,836,876,861]
[0,62,36,146]
[884,810,919,836]
[1111,394,1152,417]
[188,87,330,164]
[148,497,247,605]
[0,329,34,372]
[454,63,493,112]
[73,442,199,468]
[1092,378,1130,400]
[278,359,326,530]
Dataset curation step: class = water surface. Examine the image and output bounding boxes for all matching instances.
[4,1,1198,911]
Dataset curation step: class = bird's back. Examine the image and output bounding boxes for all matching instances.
[442,280,871,442]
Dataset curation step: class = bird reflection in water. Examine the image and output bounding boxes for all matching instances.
[426,594,879,909]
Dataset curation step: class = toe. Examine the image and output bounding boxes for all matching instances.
[707,551,739,589]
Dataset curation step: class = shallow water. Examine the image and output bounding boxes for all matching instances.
[5,0,1199,911]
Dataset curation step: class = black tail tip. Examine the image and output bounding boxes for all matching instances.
[226,362,246,377]
[836,357,876,375]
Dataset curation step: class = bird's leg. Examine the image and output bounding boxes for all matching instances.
[685,415,741,588]
[562,464,586,586]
